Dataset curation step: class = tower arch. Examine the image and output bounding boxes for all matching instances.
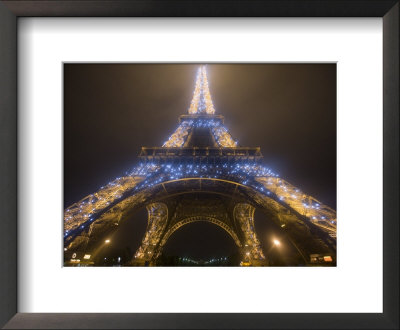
[160,216,241,248]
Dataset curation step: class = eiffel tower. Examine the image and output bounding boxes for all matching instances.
[64,66,337,266]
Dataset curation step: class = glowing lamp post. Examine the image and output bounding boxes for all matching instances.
[273,239,281,247]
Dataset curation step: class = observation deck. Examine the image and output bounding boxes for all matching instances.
[179,113,225,124]
[139,146,263,164]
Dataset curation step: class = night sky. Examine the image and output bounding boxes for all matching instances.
[64,64,336,261]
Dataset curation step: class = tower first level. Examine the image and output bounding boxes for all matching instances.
[64,173,336,266]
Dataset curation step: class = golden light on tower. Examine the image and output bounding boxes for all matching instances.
[188,66,216,115]
[201,66,216,114]
[188,68,202,114]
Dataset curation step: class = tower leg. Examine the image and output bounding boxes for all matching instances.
[234,203,267,266]
[131,202,169,266]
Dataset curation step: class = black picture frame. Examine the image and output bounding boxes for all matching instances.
[0,1,398,329]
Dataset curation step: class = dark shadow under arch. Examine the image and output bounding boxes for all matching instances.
[161,220,239,261]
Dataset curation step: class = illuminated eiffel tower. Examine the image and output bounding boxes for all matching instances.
[64,66,336,266]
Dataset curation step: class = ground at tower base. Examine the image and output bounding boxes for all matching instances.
[64,64,336,267]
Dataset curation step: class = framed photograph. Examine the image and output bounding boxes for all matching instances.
[0,1,398,329]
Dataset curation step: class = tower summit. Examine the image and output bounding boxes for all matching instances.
[163,66,237,148]
[64,66,337,267]
[188,66,216,115]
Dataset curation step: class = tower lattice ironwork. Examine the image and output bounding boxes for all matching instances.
[64,66,336,266]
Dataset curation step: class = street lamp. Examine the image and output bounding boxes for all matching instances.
[273,239,281,246]
[105,239,110,244]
